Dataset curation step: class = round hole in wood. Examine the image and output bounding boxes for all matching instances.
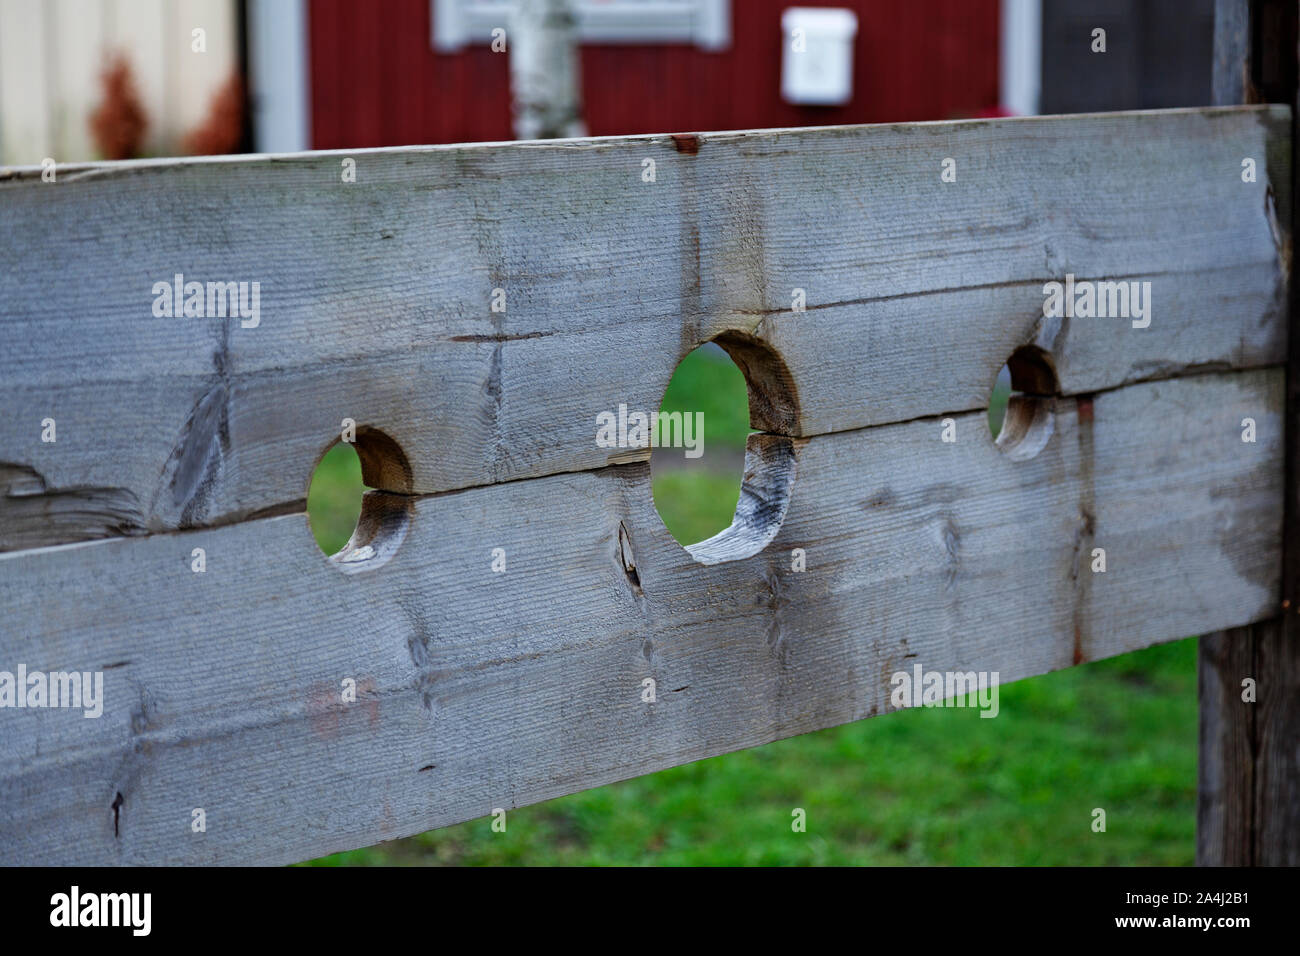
[988,344,1058,461]
[306,427,413,573]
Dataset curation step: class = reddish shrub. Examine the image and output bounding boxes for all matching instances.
[88,55,149,160]
[183,73,245,156]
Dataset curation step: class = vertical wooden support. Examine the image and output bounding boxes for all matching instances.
[1200,0,1300,866]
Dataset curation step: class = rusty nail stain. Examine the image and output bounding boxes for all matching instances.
[1076,396,1094,423]
[671,134,700,155]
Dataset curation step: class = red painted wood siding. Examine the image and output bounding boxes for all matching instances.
[309,0,1000,149]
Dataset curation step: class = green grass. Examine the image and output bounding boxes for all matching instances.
[650,344,751,544]
[306,639,1196,866]
[651,470,742,544]
[657,343,752,448]
[307,442,363,555]
[301,352,1196,866]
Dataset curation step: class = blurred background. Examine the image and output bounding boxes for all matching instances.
[0,0,1213,164]
[0,0,1219,864]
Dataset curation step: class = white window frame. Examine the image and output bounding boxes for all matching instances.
[432,0,730,52]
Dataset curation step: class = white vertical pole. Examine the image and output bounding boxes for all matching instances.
[248,0,310,152]
[1000,0,1041,116]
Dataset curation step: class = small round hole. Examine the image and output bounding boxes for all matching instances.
[651,334,799,565]
[988,344,1058,461]
[306,427,413,573]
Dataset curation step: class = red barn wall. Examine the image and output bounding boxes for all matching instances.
[309,0,1000,149]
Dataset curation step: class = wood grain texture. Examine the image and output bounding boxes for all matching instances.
[1198,603,1300,867]
[0,107,1289,547]
[1197,625,1257,865]
[1213,0,1254,106]
[1198,0,1299,868]
[1257,0,1300,869]
[1251,614,1300,864]
[0,369,1282,865]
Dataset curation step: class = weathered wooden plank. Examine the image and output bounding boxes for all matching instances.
[0,107,1289,546]
[0,369,1281,865]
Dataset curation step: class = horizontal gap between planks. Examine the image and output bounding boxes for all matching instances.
[0,361,1284,559]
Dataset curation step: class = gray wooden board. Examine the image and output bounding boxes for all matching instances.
[0,368,1281,864]
[0,106,1290,545]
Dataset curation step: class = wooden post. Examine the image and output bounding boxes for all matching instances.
[1199,0,1300,866]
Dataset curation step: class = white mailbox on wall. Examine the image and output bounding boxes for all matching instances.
[781,7,859,106]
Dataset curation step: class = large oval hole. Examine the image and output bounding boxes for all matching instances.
[651,343,750,546]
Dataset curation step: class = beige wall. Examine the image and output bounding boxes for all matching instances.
[0,0,239,165]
